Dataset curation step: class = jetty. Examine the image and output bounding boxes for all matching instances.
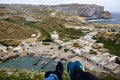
[41,58,53,69]
[32,55,43,66]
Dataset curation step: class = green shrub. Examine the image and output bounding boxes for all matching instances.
[42,37,52,42]
[0,40,20,47]
[42,42,50,45]
[0,70,44,80]
[73,42,82,48]
[64,49,69,52]
[97,38,120,57]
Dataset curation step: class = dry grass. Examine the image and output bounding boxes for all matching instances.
[0,20,36,40]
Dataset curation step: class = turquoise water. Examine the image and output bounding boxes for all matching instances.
[0,56,58,71]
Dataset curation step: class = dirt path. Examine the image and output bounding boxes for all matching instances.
[22,31,41,43]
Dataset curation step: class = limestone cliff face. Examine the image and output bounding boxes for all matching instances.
[0,4,109,18]
[49,4,104,17]
[98,11,111,19]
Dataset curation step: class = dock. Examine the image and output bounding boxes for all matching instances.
[41,58,53,69]
[32,55,43,66]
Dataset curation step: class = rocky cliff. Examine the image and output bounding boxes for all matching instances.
[98,11,111,19]
[0,4,110,19]
[50,4,104,17]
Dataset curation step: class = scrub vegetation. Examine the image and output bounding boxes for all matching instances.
[0,69,118,80]
[96,38,120,57]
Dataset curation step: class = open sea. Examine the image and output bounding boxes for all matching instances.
[87,12,120,24]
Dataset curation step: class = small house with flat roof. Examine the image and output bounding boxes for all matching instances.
[51,31,59,40]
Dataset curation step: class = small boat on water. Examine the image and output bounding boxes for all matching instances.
[41,61,47,65]
[41,58,53,69]
[41,61,48,66]
[32,55,43,66]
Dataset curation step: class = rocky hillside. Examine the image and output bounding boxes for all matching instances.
[0,8,38,46]
[0,6,85,46]
[0,4,110,18]
[0,4,112,46]
[50,4,104,17]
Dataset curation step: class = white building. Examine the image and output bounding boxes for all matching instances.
[20,42,30,51]
[31,42,38,48]
[74,48,80,54]
[0,49,8,57]
[13,46,22,54]
[75,26,80,30]
[51,31,59,40]
[7,46,14,54]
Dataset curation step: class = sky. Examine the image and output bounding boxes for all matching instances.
[0,0,120,12]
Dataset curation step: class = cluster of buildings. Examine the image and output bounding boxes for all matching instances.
[65,25,120,34]
[51,31,73,48]
[78,32,120,74]
[51,31,120,74]
[0,29,119,74]
[94,26,120,33]
[79,51,120,74]
[0,42,38,62]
